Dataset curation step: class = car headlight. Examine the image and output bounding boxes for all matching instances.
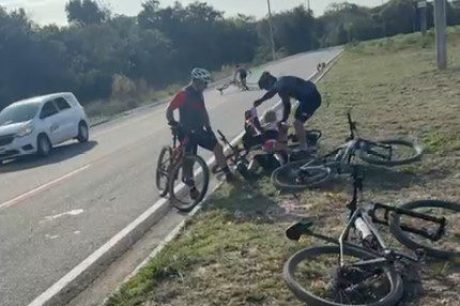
[16,125,34,137]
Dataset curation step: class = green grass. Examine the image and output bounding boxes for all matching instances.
[106,28,460,306]
[85,83,183,126]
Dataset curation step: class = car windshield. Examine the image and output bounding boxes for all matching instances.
[0,103,40,126]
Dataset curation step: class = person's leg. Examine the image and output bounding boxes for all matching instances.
[214,142,227,169]
[213,142,234,181]
[198,130,234,181]
[278,122,289,144]
[294,120,307,150]
[294,105,308,150]
[183,137,197,188]
[294,94,321,151]
[273,142,289,164]
[241,76,249,90]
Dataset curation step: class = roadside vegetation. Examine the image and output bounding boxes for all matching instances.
[2,0,460,123]
[104,26,460,306]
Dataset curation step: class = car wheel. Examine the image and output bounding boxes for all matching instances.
[37,134,52,157]
[77,121,89,143]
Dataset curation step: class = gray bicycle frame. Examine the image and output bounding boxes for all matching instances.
[300,139,361,174]
[338,206,388,267]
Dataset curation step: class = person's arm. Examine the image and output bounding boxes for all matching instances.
[166,91,186,124]
[254,87,278,106]
[280,94,291,122]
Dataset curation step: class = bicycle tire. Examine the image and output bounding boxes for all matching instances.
[284,245,404,306]
[156,146,172,197]
[271,160,332,191]
[390,200,460,259]
[168,155,210,212]
[359,139,423,166]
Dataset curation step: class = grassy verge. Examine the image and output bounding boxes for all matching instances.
[106,28,460,306]
[85,65,236,126]
[85,84,183,126]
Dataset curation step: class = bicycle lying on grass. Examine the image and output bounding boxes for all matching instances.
[155,126,210,212]
[272,111,423,190]
[214,127,323,179]
[283,166,460,306]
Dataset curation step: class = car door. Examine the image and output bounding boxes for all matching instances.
[54,97,77,140]
[39,100,63,144]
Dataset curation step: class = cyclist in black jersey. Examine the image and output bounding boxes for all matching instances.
[234,64,250,91]
[254,71,322,153]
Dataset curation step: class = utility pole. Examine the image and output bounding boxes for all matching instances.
[266,0,276,60]
[306,0,311,12]
[434,0,447,69]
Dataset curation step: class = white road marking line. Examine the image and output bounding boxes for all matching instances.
[27,196,170,306]
[45,234,59,240]
[0,165,91,210]
[45,209,85,221]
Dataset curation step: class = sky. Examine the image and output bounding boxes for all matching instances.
[0,0,385,26]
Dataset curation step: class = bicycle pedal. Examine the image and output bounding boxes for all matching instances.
[286,220,314,241]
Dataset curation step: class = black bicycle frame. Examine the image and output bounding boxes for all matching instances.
[218,129,240,156]
[370,203,446,241]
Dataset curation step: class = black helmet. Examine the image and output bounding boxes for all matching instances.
[258,71,276,90]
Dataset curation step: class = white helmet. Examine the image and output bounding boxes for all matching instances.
[191,68,211,83]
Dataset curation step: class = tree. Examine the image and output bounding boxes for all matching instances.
[65,0,108,26]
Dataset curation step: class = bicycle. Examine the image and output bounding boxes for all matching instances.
[217,77,256,95]
[212,130,251,179]
[272,111,423,190]
[283,166,460,305]
[155,126,210,212]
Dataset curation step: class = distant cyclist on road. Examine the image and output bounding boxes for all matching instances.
[233,64,250,91]
[254,71,322,153]
[166,68,234,192]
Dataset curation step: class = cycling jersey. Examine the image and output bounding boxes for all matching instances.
[257,76,321,122]
[169,85,209,130]
[169,85,217,153]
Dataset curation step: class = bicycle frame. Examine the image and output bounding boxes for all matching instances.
[337,166,446,268]
[287,165,447,270]
[299,112,395,177]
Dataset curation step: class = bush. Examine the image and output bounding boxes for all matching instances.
[111,74,137,99]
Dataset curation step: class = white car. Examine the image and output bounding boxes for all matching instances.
[0,92,90,163]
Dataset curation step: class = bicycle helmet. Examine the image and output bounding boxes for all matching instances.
[191,68,212,84]
[258,71,276,90]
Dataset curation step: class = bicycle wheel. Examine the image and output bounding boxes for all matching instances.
[390,200,460,259]
[168,155,210,212]
[283,245,404,306]
[156,146,172,197]
[359,139,423,166]
[271,160,332,191]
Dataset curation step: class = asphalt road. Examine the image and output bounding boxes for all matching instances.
[0,48,341,306]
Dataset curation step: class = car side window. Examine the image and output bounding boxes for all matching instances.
[55,98,71,111]
[40,101,59,119]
